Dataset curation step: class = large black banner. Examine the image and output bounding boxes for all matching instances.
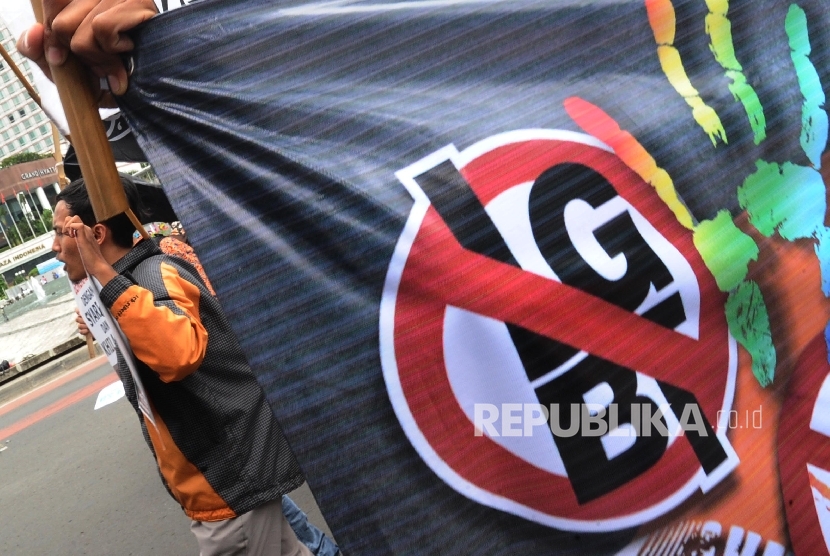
[118,1,830,553]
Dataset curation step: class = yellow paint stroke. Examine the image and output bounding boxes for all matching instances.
[705,0,767,144]
[645,0,728,146]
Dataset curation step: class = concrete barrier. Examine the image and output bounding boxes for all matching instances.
[0,340,104,406]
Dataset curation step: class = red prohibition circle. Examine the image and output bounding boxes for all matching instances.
[390,135,733,526]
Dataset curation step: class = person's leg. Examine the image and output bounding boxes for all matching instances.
[190,498,313,556]
[245,498,312,556]
[190,514,247,555]
[282,496,341,556]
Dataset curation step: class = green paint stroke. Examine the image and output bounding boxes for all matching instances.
[738,160,826,241]
[815,227,830,296]
[706,0,766,144]
[693,210,759,291]
[726,280,776,386]
[693,212,774,384]
[787,4,828,168]
[787,4,830,363]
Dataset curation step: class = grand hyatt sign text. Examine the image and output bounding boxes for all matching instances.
[20,167,56,180]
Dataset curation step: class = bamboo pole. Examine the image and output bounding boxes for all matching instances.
[51,123,68,188]
[0,42,41,107]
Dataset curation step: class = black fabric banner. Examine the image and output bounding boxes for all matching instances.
[118,1,830,553]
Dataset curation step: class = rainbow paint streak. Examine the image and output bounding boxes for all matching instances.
[572,2,830,386]
[645,0,727,146]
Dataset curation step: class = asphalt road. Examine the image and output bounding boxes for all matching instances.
[0,356,334,555]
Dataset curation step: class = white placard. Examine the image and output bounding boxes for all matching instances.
[74,277,155,427]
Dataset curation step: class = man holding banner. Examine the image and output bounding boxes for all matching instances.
[52,176,313,556]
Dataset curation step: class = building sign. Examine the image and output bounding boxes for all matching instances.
[20,167,57,180]
[0,234,54,273]
[0,159,61,192]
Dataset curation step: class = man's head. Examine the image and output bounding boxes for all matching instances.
[51,176,145,281]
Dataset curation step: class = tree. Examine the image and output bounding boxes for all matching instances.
[1,207,51,245]
[4,226,21,246]
[0,152,50,168]
[31,216,47,236]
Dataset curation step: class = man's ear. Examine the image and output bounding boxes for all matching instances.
[91,223,108,245]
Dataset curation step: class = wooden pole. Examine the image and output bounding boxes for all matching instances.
[51,123,69,188]
[8,4,146,361]
[47,54,128,221]
[86,334,96,359]
[0,40,71,145]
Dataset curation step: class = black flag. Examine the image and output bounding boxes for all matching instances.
[117,1,830,553]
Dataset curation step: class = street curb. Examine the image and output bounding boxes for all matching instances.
[6,337,86,377]
[0,343,104,406]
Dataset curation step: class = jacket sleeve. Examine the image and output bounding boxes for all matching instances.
[100,262,208,382]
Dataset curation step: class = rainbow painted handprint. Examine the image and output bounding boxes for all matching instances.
[567,1,828,387]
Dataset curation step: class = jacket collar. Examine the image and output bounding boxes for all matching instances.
[112,238,163,274]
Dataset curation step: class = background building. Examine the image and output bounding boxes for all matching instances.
[0,157,59,291]
[0,19,63,287]
[0,20,56,159]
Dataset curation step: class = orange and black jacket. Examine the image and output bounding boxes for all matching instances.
[99,239,304,521]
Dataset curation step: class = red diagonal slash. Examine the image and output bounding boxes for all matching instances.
[405,207,726,403]
[457,136,725,399]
